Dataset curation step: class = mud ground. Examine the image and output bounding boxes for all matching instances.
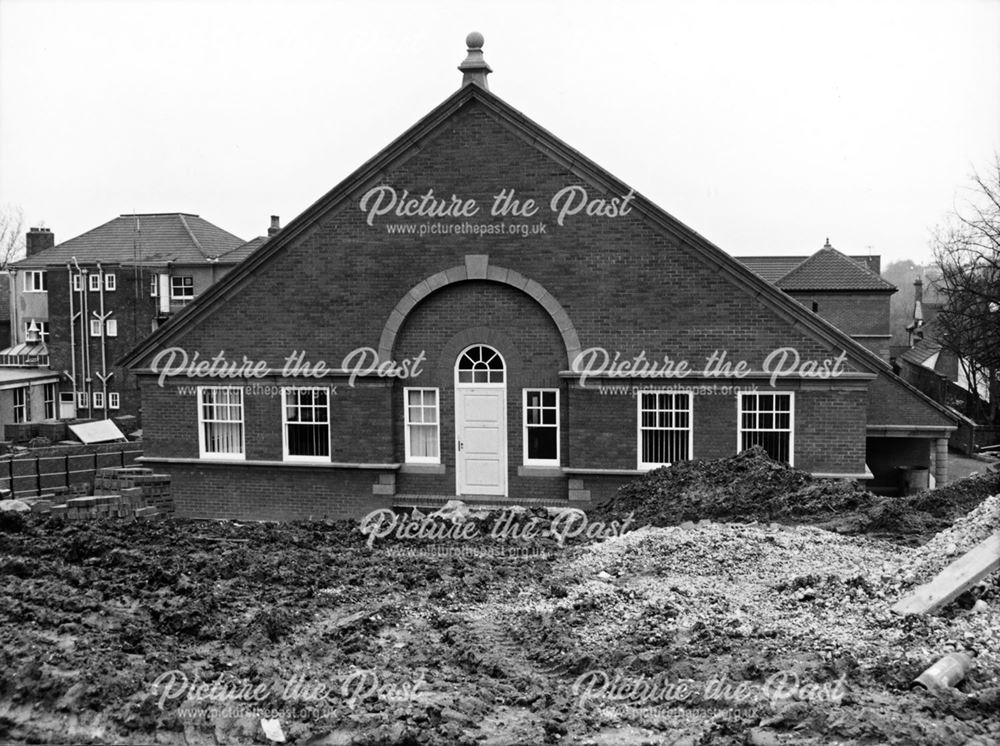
[1,452,998,745]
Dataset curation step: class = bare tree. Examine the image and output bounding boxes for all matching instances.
[931,157,1000,425]
[0,204,26,270]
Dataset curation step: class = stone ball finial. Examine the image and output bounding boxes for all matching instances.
[466,31,484,49]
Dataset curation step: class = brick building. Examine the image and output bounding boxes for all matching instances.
[122,34,957,519]
[738,243,897,361]
[7,215,263,426]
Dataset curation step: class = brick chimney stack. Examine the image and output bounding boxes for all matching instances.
[458,32,492,90]
[26,227,54,256]
[268,216,281,237]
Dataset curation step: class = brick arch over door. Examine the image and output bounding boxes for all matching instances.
[377,255,582,366]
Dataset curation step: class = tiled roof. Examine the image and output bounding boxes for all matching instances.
[737,253,882,284]
[899,339,942,367]
[221,235,270,263]
[14,213,245,269]
[774,247,896,291]
[734,256,807,282]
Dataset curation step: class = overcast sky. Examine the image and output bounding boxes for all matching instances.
[1,0,997,265]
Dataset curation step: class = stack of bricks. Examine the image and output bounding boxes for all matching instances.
[95,467,174,514]
[17,467,173,522]
[22,487,163,521]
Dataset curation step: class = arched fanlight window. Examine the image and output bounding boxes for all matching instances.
[457,345,505,384]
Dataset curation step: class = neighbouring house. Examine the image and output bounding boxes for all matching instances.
[4,215,267,432]
[121,34,958,519]
[896,276,996,451]
[737,243,897,361]
[0,274,11,347]
[0,322,60,440]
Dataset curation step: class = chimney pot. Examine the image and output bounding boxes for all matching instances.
[268,215,281,237]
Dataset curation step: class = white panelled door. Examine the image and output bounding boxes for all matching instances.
[454,345,507,496]
[455,388,506,495]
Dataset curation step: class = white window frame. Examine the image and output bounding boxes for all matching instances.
[637,390,694,471]
[170,276,194,300]
[109,392,120,410]
[12,386,29,423]
[197,386,245,460]
[150,275,158,297]
[23,270,46,293]
[72,275,82,292]
[77,391,89,408]
[90,319,102,337]
[88,273,100,291]
[43,383,57,420]
[522,388,560,466]
[104,273,116,291]
[736,392,795,466]
[105,319,118,337]
[93,391,105,409]
[281,386,331,462]
[403,387,440,464]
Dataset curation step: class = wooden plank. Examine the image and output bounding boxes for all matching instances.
[892,532,1000,615]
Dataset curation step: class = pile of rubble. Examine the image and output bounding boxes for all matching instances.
[595,447,1000,544]
[897,494,1000,597]
[0,459,997,744]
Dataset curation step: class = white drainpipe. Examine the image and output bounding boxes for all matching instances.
[67,264,77,403]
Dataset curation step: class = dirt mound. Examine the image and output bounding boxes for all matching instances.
[594,447,870,525]
[595,447,1000,544]
[904,493,1000,585]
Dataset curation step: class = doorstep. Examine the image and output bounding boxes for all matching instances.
[392,494,580,511]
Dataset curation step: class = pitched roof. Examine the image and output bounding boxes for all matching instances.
[737,253,882,284]
[774,246,896,291]
[899,339,942,367]
[116,83,957,427]
[223,235,270,263]
[735,256,808,282]
[14,213,245,269]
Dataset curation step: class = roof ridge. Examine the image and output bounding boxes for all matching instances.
[777,245,895,291]
[772,253,814,283]
[119,212,199,217]
[216,235,268,259]
[177,214,209,260]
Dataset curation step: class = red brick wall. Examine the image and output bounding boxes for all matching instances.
[128,97,948,516]
[868,374,955,428]
[140,377,394,463]
[784,291,893,337]
[392,281,566,499]
[567,384,867,474]
[154,462,391,521]
[147,104,857,373]
[795,387,868,472]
